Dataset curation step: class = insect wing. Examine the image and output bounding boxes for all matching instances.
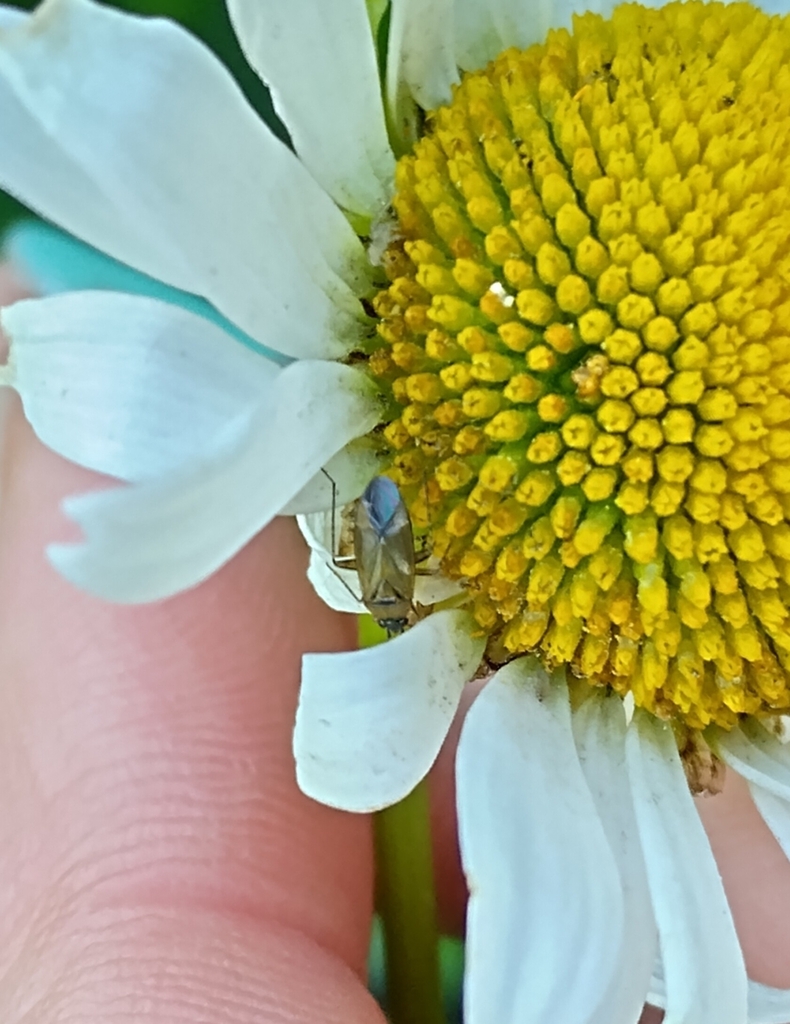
[354,478,416,623]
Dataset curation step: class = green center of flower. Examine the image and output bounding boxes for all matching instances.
[367,0,790,730]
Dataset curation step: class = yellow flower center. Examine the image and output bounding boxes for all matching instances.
[367,0,790,730]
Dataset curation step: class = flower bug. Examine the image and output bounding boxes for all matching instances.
[353,475,416,636]
[322,472,428,637]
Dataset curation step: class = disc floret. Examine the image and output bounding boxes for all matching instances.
[367,0,790,729]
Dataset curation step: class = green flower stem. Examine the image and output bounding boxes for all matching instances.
[374,778,446,1024]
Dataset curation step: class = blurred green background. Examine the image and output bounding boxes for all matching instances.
[0,0,288,234]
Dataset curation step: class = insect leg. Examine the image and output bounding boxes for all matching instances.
[320,467,340,563]
[319,467,364,606]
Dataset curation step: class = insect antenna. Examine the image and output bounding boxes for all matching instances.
[319,467,364,606]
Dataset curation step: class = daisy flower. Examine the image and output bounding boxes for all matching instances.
[5,0,790,1020]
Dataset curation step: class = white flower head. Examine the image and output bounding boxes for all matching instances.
[4,0,790,1021]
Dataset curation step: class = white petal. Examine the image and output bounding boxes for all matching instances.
[572,693,658,1024]
[454,0,607,69]
[297,507,366,614]
[486,0,565,56]
[457,659,625,1024]
[626,711,747,1024]
[573,0,790,16]
[454,0,504,70]
[0,5,25,28]
[294,609,483,812]
[305,548,366,615]
[712,720,790,801]
[281,439,382,515]
[646,961,666,1010]
[227,0,394,219]
[1,292,277,482]
[0,0,370,360]
[48,362,380,603]
[298,506,349,559]
[5,219,278,361]
[452,0,774,63]
[746,978,790,1024]
[649,957,790,1024]
[386,0,458,147]
[758,0,790,13]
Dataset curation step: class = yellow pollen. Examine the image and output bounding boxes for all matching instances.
[367,0,790,730]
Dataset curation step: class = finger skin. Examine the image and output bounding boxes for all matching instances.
[0,263,30,303]
[0,264,32,361]
[0,404,384,1023]
[429,682,481,937]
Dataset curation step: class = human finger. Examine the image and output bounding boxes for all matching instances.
[0,399,384,1023]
